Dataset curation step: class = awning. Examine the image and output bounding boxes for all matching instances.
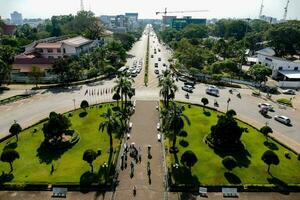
[279,70,300,79]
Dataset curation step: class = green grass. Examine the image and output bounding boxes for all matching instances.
[166,103,300,186]
[0,103,121,184]
[277,98,293,107]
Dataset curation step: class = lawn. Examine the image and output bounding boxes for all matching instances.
[166,103,300,186]
[0,103,121,185]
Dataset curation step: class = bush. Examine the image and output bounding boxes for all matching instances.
[277,98,292,107]
[222,156,237,171]
[179,139,189,147]
[285,152,291,159]
[181,150,198,168]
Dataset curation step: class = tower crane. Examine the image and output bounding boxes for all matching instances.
[156,8,209,29]
[283,0,290,21]
[259,0,264,19]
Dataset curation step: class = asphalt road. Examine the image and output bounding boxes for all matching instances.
[1,24,300,152]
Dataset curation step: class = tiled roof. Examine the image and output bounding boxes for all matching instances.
[35,43,62,49]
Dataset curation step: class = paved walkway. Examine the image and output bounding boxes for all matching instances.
[113,100,164,200]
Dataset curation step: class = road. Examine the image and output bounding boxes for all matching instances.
[1,24,300,152]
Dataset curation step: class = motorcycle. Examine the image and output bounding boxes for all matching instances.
[214,100,219,107]
[185,93,189,99]
[237,93,241,98]
[229,89,233,94]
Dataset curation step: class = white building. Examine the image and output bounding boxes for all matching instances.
[10,11,23,25]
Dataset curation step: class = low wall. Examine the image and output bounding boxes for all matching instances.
[278,81,300,89]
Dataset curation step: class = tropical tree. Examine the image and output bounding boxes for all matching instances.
[201,97,209,110]
[222,156,237,172]
[158,70,178,108]
[1,149,20,173]
[99,107,118,152]
[181,150,198,168]
[260,125,273,141]
[0,59,11,86]
[261,150,280,174]
[29,66,41,88]
[83,149,97,172]
[114,73,134,110]
[112,93,121,107]
[80,100,89,112]
[164,101,190,151]
[9,122,22,142]
[248,64,272,85]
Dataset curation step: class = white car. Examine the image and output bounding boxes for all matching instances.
[274,115,291,125]
[282,89,295,95]
[258,103,274,111]
[206,86,219,97]
[157,123,160,130]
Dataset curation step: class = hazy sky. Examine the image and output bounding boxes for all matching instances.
[0,0,299,20]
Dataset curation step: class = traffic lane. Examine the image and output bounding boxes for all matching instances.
[175,81,300,144]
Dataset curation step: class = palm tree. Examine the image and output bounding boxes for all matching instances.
[158,70,178,108]
[99,107,118,152]
[114,73,134,110]
[165,101,190,151]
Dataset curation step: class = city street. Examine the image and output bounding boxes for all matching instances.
[1,25,300,154]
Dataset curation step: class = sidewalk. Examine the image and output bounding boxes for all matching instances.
[113,101,164,200]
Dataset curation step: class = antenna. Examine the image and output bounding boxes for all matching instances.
[80,0,84,11]
[283,0,290,21]
[259,0,264,18]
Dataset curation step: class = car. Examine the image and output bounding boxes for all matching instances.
[151,55,154,58]
[154,63,158,68]
[163,63,166,67]
[182,85,193,93]
[178,76,187,82]
[157,123,160,130]
[258,103,274,111]
[154,69,159,74]
[157,133,161,142]
[158,58,161,61]
[206,86,219,96]
[158,49,161,52]
[184,80,195,88]
[274,115,291,125]
[282,89,296,95]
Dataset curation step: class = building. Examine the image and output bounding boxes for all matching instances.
[247,47,300,88]
[172,17,206,29]
[0,22,16,35]
[125,13,138,31]
[162,16,177,27]
[11,36,98,83]
[259,15,277,24]
[100,13,139,32]
[10,11,23,25]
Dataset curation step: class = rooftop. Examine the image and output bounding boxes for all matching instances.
[62,36,92,47]
[35,43,62,49]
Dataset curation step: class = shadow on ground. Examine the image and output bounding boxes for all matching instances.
[264,141,279,151]
[0,173,14,185]
[214,148,252,168]
[224,172,242,184]
[3,141,18,151]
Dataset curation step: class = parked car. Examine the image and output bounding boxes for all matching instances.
[282,89,295,95]
[158,48,161,52]
[184,80,195,88]
[178,76,187,82]
[158,57,161,61]
[206,86,219,97]
[154,69,159,74]
[151,55,154,58]
[155,63,158,68]
[163,63,166,67]
[274,115,291,125]
[182,85,193,93]
[258,103,274,111]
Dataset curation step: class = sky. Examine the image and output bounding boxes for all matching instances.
[0,0,299,20]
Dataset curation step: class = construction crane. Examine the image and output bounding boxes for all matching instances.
[259,0,264,19]
[156,8,209,29]
[283,0,290,21]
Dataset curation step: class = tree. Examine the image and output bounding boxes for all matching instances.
[29,66,41,88]
[181,150,198,168]
[164,101,190,151]
[261,150,280,174]
[158,70,178,108]
[260,126,273,141]
[83,149,97,172]
[9,122,22,142]
[182,24,208,40]
[52,59,83,84]
[201,97,209,110]
[114,73,134,110]
[42,112,71,142]
[0,59,11,86]
[80,100,89,112]
[222,156,237,172]
[112,93,121,107]
[113,32,136,51]
[248,64,271,85]
[1,149,20,173]
[0,45,16,64]
[210,109,247,149]
[99,108,118,153]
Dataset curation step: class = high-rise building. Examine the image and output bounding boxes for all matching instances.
[10,11,23,25]
[172,17,206,29]
[162,16,177,27]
